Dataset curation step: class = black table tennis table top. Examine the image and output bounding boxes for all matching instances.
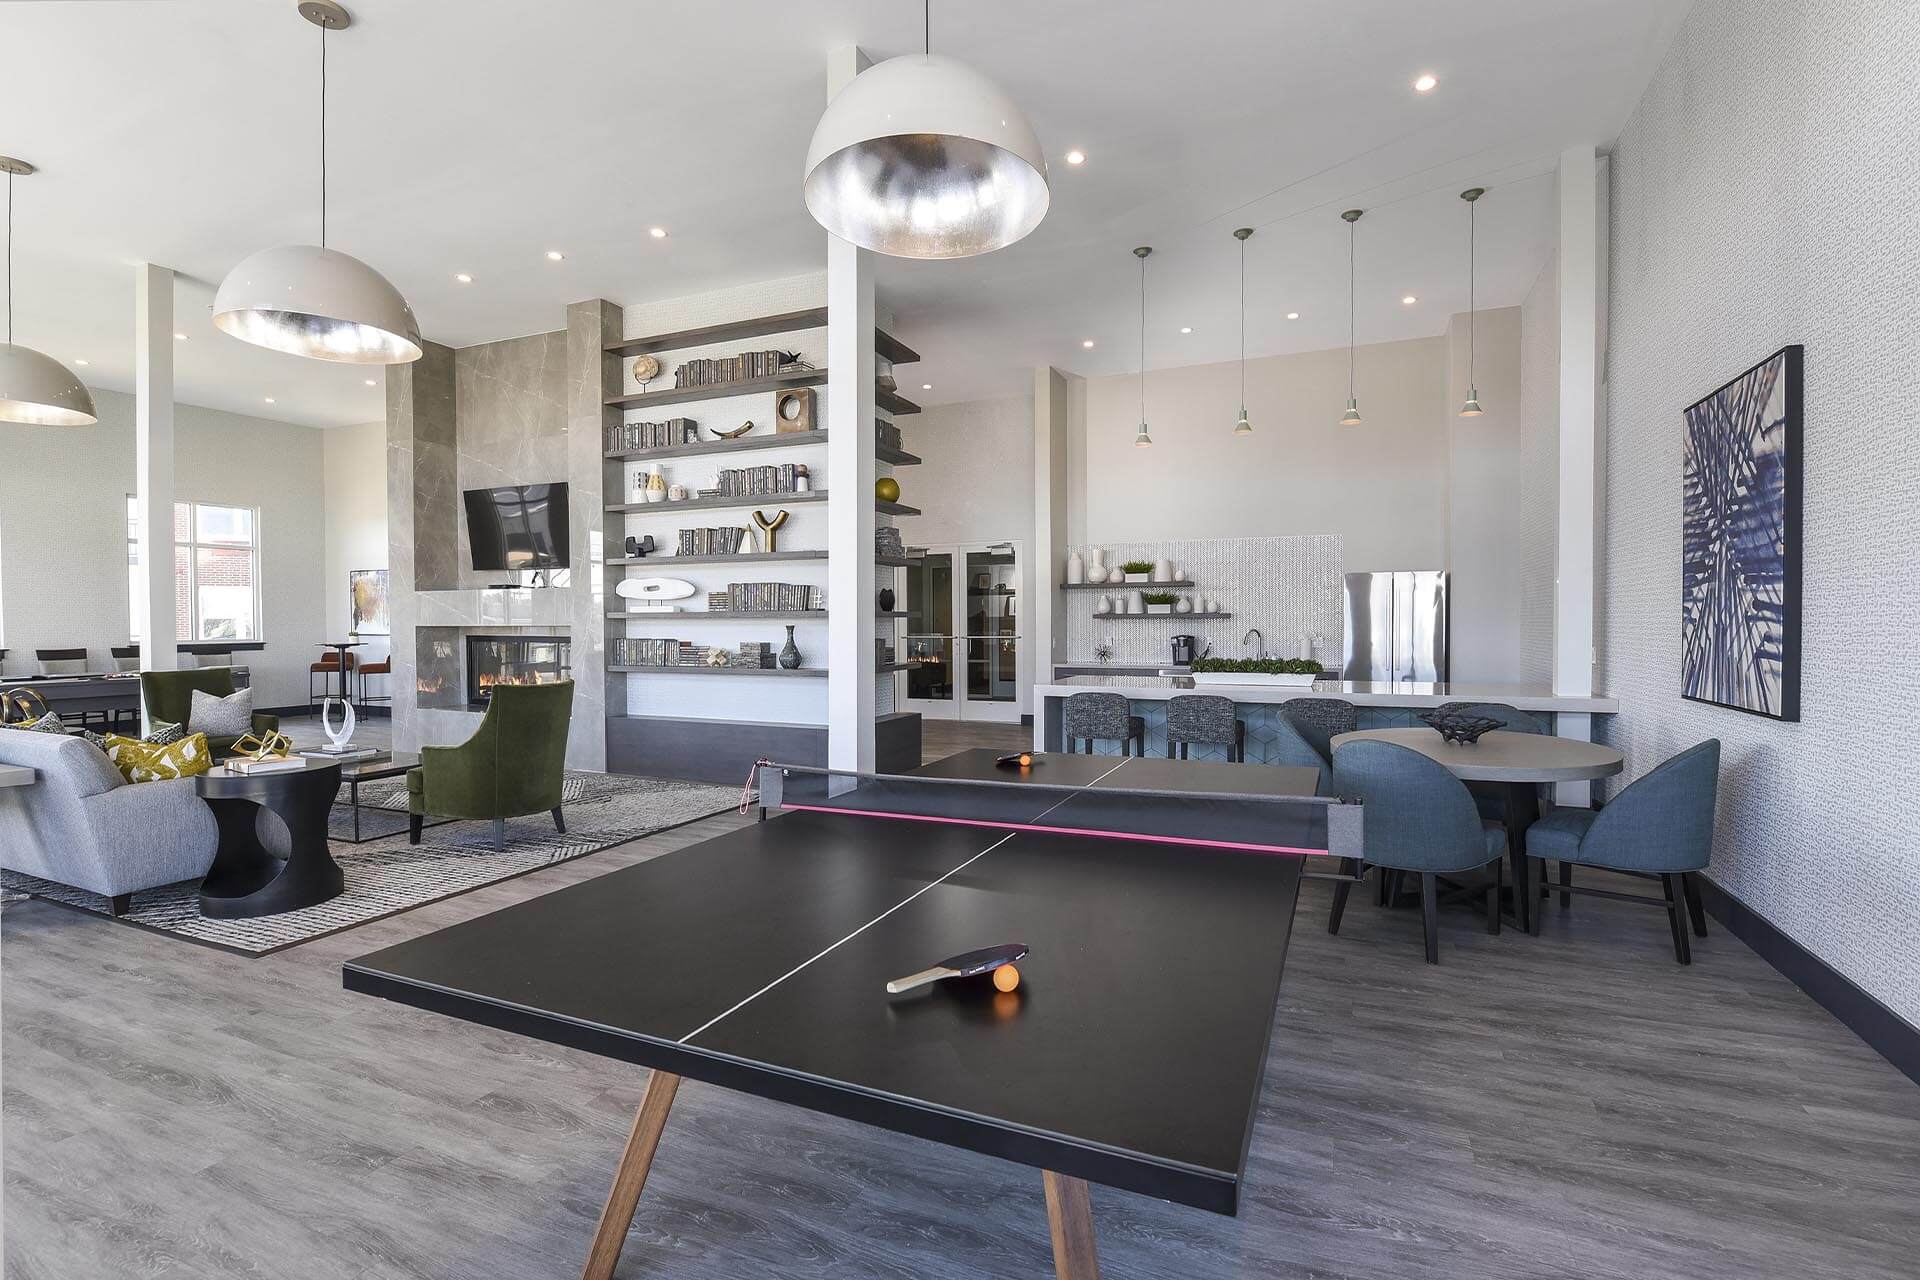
[343,749,1320,1213]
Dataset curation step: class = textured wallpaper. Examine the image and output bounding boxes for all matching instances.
[1601,0,1920,1023]
[1516,255,1560,687]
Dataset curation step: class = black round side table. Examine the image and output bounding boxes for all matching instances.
[195,759,345,917]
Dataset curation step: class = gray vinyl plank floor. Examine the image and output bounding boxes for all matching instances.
[6,788,1918,1278]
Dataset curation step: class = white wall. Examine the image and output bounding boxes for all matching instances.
[1516,253,1561,685]
[1601,0,1920,1024]
[1444,307,1526,683]
[1,388,327,708]
[322,420,390,668]
[897,395,1034,547]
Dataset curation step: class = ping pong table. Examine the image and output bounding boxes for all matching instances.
[344,748,1362,1278]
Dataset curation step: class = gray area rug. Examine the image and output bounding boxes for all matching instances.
[0,771,740,956]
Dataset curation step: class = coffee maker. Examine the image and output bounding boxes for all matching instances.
[1169,634,1202,667]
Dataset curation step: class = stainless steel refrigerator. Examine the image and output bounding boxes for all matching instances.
[1342,571,1450,682]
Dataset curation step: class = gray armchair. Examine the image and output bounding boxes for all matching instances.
[0,728,217,915]
[1329,738,1510,963]
[1525,740,1720,964]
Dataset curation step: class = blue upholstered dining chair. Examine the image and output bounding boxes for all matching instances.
[1271,697,1357,796]
[1524,740,1720,964]
[1327,739,1511,964]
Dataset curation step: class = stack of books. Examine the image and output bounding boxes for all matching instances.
[678,526,747,556]
[227,756,306,775]
[611,638,680,667]
[729,643,775,669]
[713,463,803,497]
[302,743,383,761]
[723,582,823,612]
[673,351,804,388]
[605,418,696,452]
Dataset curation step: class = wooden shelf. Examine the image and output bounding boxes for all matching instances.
[877,388,921,416]
[1061,581,1193,590]
[876,444,922,466]
[875,662,910,675]
[605,366,822,410]
[608,664,826,678]
[605,307,919,366]
[1102,612,1234,620]
[609,610,827,621]
[875,554,916,568]
[604,430,827,462]
[610,550,829,567]
[875,500,921,517]
[609,491,827,515]
[877,610,909,618]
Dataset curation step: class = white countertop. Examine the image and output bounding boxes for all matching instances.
[1035,676,1618,714]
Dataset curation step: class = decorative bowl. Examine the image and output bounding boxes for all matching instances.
[1417,711,1504,745]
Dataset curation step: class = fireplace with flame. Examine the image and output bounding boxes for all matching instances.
[465,634,571,707]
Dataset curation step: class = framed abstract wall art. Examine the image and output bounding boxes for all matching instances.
[1680,344,1802,721]
[350,568,391,637]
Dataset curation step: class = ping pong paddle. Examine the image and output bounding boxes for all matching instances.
[886,943,1028,994]
[995,751,1034,769]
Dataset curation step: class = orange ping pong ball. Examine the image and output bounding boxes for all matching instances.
[992,963,1021,993]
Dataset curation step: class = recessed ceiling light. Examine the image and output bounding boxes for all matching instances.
[1402,295,1418,305]
[1180,326,1193,334]
[174,332,189,341]
[1286,312,1300,320]
[648,226,668,239]
[264,396,276,404]
[1413,73,1438,93]
[1081,339,1095,349]
[545,250,564,261]
[922,383,933,391]
[1065,149,1086,166]
[73,357,89,366]
[364,379,376,387]
[455,272,473,283]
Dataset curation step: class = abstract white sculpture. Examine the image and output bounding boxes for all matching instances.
[321,695,356,753]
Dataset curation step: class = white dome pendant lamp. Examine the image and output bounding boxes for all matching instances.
[1458,187,1486,417]
[802,0,1049,259]
[0,158,97,426]
[1233,226,1253,436]
[214,2,421,364]
[1133,246,1152,448]
[1339,209,1364,427]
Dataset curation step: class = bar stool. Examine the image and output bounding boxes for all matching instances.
[359,658,392,712]
[1063,691,1145,757]
[108,646,143,730]
[35,648,106,731]
[310,651,356,715]
[1165,694,1247,762]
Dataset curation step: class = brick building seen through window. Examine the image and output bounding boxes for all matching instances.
[126,498,260,643]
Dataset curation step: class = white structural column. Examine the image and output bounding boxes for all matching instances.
[1553,146,1601,801]
[134,263,179,716]
[1031,367,1069,750]
[825,45,878,774]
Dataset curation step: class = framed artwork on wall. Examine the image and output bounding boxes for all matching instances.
[350,568,391,637]
[1680,344,1802,721]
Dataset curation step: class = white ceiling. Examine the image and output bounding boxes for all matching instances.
[4,0,1686,426]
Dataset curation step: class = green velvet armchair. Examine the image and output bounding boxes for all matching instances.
[408,680,573,850]
[139,668,280,761]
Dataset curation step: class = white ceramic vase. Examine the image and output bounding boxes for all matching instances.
[1127,589,1144,614]
[1086,549,1109,583]
[1175,597,1194,614]
[1066,550,1085,585]
[1094,594,1112,615]
[1151,557,1173,583]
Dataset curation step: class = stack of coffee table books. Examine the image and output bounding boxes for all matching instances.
[301,745,386,762]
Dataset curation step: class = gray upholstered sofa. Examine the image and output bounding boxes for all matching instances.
[0,728,218,915]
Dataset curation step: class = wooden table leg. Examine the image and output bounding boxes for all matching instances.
[582,1071,681,1280]
[1042,1170,1101,1279]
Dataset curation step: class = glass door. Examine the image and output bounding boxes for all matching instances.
[906,542,1022,721]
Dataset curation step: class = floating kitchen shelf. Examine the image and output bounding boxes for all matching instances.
[1061,581,1194,590]
[874,499,921,517]
[604,307,919,366]
[604,430,827,463]
[609,550,830,567]
[608,491,828,515]
[1101,612,1234,620]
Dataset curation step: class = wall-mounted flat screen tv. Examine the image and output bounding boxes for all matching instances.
[464,483,571,570]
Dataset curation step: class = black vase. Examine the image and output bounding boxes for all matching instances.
[779,625,802,670]
[877,588,896,611]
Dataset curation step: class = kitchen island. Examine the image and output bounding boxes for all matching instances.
[1033,675,1618,796]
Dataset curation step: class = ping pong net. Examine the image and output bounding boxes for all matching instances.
[754,761,1363,860]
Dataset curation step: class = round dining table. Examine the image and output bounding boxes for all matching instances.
[1328,727,1625,931]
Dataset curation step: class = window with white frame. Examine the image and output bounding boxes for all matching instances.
[127,498,261,643]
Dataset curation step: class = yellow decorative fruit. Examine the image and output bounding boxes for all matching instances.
[875,476,901,503]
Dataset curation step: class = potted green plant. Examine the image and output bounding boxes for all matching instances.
[1188,656,1323,688]
[1120,559,1154,584]
[1142,590,1179,615]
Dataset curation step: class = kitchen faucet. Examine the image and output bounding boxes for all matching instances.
[1242,628,1265,660]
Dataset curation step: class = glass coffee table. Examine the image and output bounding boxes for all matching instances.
[336,751,450,844]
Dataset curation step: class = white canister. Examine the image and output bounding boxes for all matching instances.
[1127,589,1144,614]
[1151,557,1173,583]
[1066,550,1085,585]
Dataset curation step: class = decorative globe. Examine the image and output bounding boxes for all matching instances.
[875,476,901,503]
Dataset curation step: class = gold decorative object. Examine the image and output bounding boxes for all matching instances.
[773,386,816,434]
[631,354,661,389]
[712,419,755,440]
[232,730,295,762]
[704,647,730,668]
[875,476,901,504]
[2,688,49,725]
[751,508,790,553]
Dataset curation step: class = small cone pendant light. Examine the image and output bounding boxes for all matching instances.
[1233,227,1253,436]
[1133,246,1152,448]
[0,158,97,427]
[1458,187,1486,417]
[1339,209,1364,426]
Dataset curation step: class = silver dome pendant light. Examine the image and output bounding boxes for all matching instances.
[1339,209,1363,426]
[0,158,97,426]
[1233,226,1253,436]
[1458,187,1486,417]
[214,2,421,364]
[803,0,1049,259]
[1133,246,1152,448]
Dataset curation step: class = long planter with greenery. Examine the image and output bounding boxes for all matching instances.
[1190,657,1321,675]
